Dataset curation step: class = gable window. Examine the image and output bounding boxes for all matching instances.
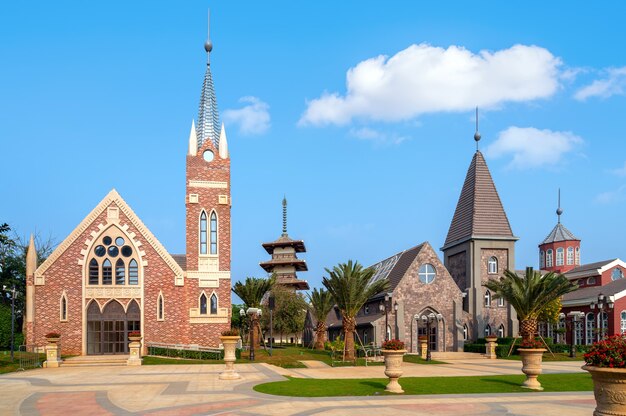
[546,249,553,268]
[488,257,498,274]
[157,293,164,321]
[200,293,208,315]
[102,259,112,285]
[129,260,139,285]
[60,293,68,321]
[484,290,491,307]
[87,232,139,286]
[418,264,436,284]
[556,247,564,266]
[210,293,218,314]
[567,247,574,265]
[200,211,208,255]
[613,268,624,281]
[115,259,125,285]
[89,259,99,285]
[210,212,218,255]
[539,250,545,269]
[575,247,580,265]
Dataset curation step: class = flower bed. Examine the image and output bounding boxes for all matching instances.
[584,334,626,368]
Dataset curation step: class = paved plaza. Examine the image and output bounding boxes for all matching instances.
[0,359,594,416]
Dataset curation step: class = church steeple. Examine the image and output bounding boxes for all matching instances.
[196,9,221,149]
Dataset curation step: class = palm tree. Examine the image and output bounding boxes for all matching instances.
[322,260,389,360]
[307,288,335,350]
[484,267,577,343]
[232,275,275,347]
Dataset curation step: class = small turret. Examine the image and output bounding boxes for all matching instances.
[26,234,36,277]
[218,123,228,159]
[188,120,197,156]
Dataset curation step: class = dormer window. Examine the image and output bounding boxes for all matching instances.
[567,247,574,265]
[546,249,553,268]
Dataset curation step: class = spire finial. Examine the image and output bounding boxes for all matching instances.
[556,188,563,223]
[473,107,481,151]
[204,9,213,62]
[282,196,288,235]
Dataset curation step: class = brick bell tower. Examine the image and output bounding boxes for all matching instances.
[184,14,231,342]
[538,190,580,273]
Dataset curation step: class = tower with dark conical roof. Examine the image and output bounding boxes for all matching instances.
[441,120,518,341]
[538,190,580,273]
[259,197,309,291]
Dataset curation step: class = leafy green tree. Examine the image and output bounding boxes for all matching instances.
[262,285,307,344]
[307,288,334,350]
[484,267,577,343]
[232,275,275,347]
[322,260,389,360]
[538,298,562,326]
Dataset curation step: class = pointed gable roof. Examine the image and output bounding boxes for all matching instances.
[196,62,220,149]
[443,151,515,248]
[541,222,579,244]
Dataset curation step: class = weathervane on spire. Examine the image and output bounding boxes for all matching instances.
[556,188,563,224]
[474,107,481,151]
[282,196,288,235]
[204,9,213,63]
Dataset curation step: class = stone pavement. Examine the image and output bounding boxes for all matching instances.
[0,359,594,416]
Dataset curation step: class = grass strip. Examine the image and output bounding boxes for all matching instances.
[253,372,592,397]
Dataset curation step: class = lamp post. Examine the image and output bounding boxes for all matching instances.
[268,295,275,357]
[246,307,262,361]
[590,293,614,341]
[411,314,419,353]
[420,313,443,361]
[239,308,245,343]
[393,302,399,339]
[560,311,584,358]
[379,294,391,341]
[3,285,15,361]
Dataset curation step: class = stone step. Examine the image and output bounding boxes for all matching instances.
[61,355,130,367]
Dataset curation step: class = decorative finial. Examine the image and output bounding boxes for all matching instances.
[473,107,481,150]
[282,196,288,235]
[556,188,563,223]
[204,9,213,61]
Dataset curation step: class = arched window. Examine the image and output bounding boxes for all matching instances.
[485,324,492,337]
[546,249,553,267]
[621,311,626,334]
[200,293,208,315]
[587,276,597,285]
[157,292,164,321]
[418,264,436,284]
[210,211,218,255]
[556,247,564,266]
[498,324,504,338]
[586,312,595,345]
[567,247,574,265]
[60,293,68,321]
[497,296,504,307]
[488,257,498,274]
[102,259,112,285]
[612,268,624,281]
[115,259,125,285]
[210,293,218,314]
[484,290,491,307]
[600,312,609,340]
[129,260,138,285]
[575,247,580,265]
[539,250,545,269]
[463,324,468,341]
[89,259,99,285]
[200,211,208,255]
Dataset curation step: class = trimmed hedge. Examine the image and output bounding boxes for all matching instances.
[464,340,590,357]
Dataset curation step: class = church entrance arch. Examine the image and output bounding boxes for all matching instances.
[417,308,440,352]
[87,300,140,355]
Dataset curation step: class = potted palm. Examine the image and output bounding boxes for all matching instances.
[484,267,577,390]
[382,339,406,393]
[583,334,626,415]
[219,329,241,380]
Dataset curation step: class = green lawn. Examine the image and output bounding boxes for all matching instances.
[0,351,45,374]
[254,372,593,397]
[402,354,446,365]
[502,352,585,362]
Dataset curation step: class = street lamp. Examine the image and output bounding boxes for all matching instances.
[239,308,245,343]
[590,293,615,341]
[246,307,262,361]
[393,302,399,339]
[420,313,443,361]
[379,294,392,341]
[560,311,585,358]
[3,285,15,361]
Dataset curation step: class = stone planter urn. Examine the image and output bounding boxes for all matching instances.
[219,335,241,380]
[418,336,428,360]
[44,334,62,368]
[485,335,498,359]
[583,365,626,416]
[127,334,143,366]
[382,349,406,393]
[519,348,546,390]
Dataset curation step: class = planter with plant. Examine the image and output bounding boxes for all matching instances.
[583,334,626,416]
[517,339,547,390]
[382,339,406,393]
[128,331,142,341]
[45,332,61,343]
[219,329,241,380]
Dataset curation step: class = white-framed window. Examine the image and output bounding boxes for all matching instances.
[200,211,208,254]
[498,324,504,338]
[497,296,504,307]
[157,292,164,321]
[613,268,624,281]
[539,250,545,269]
[575,247,580,265]
[567,247,574,265]
[463,324,468,341]
[575,320,584,345]
[484,290,491,307]
[546,249,553,267]
[488,257,498,274]
[418,264,436,284]
[60,292,68,322]
[586,312,595,345]
[485,324,492,337]
[600,312,609,340]
[621,311,626,334]
[210,211,218,255]
[556,247,564,266]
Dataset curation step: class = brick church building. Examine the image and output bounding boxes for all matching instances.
[24,29,232,355]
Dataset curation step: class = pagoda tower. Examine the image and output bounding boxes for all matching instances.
[538,190,580,273]
[259,197,309,290]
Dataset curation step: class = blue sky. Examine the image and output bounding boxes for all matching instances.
[2,1,626,295]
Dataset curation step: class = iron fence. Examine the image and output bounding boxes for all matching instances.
[146,342,224,360]
[18,345,44,371]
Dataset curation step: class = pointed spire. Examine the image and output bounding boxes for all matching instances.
[474,107,481,151]
[26,234,36,277]
[282,196,288,236]
[218,123,228,159]
[188,120,197,156]
[196,9,220,149]
[556,188,563,224]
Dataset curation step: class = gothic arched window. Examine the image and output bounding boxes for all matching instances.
[115,259,125,285]
[89,259,99,285]
[484,290,491,307]
[498,324,504,338]
[200,293,208,315]
[60,293,68,321]
[200,211,208,255]
[157,292,164,321]
[102,259,112,285]
[210,293,218,314]
[129,259,138,285]
[210,211,218,255]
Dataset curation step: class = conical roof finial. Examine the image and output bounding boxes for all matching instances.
[282,196,288,235]
[556,188,563,223]
[474,107,481,151]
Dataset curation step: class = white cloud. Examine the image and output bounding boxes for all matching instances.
[349,127,409,145]
[596,186,626,204]
[611,161,626,176]
[223,96,270,135]
[299,43,561,126]
[574,67,626,101]
[485,126,583,169]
